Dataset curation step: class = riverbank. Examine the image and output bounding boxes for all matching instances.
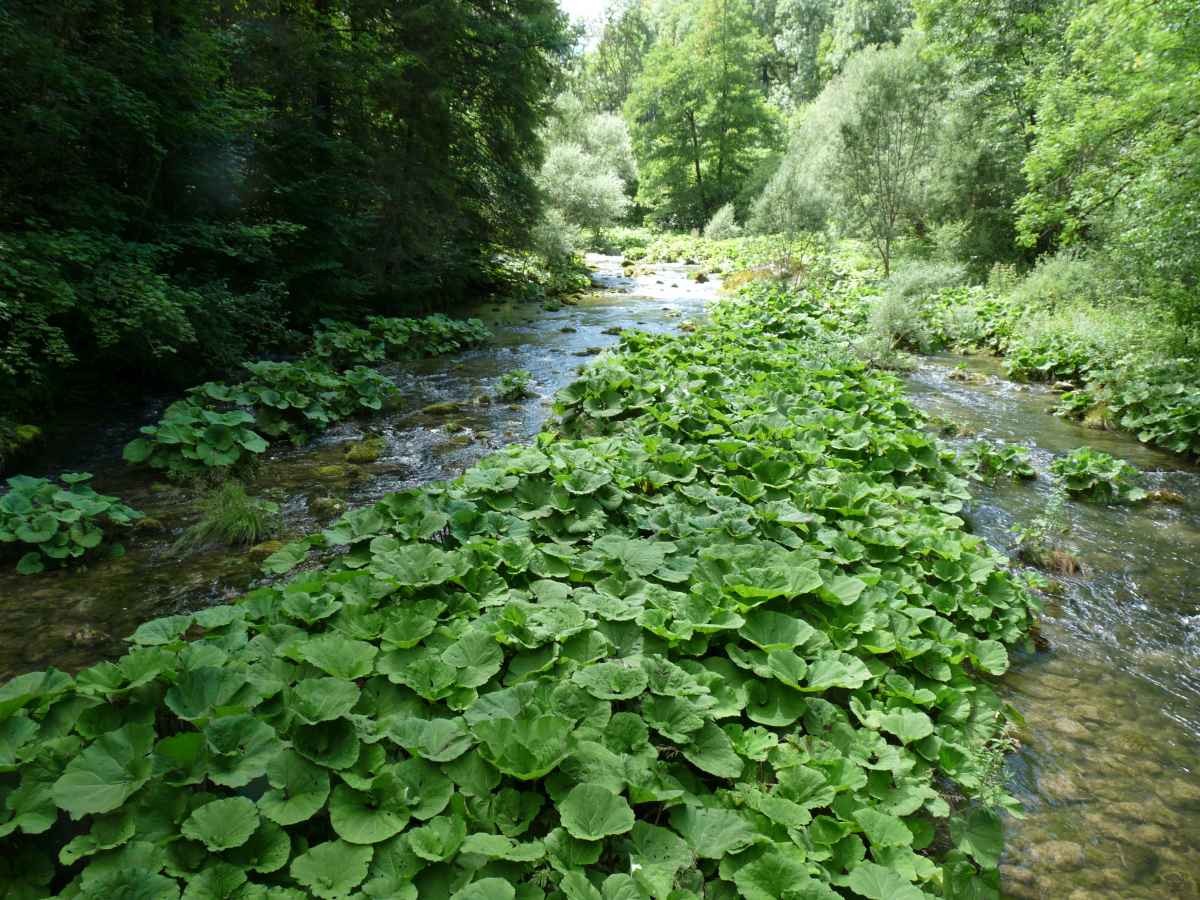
[0,252,1030,897]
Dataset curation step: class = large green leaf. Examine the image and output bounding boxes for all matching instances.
[559,784,635,841]
[181,797,259,851]
[52,723,155,819]
[289,840,374,899]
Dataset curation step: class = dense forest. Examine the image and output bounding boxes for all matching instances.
[1,1,1199,898]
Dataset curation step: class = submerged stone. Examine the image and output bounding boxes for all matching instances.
[247,540,285,562]
[344,435,386,464]
[1029,840,1085,870]
[422,400,463,415]
[309,496,346,520]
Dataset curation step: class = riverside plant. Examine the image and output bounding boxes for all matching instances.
[958,442,1037,484]
[0,473,141,574]
[0,272,1035,898]
[1050,447,1147,503]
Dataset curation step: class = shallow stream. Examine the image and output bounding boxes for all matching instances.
[3,261,1198,897]
[0,255,717,679]
[909,358,1200,899]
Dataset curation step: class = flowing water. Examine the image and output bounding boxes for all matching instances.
[908,358,1200,899]
[3,263,1198,897]
[0,255,718,680]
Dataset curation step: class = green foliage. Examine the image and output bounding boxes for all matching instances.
[0,251,1033,897]
[625,0,779,229]
[1016,0,1200,321]
[312,316,491,369]
[174,482,282,551]
[0,0,568,424]
[495,371,536,403]
[958,442,1036,483]
[0,473,140,574]
[1050,448,1147,504]
[703,203,743,241]
[123,401,269,479]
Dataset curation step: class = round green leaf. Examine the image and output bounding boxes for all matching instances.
[558,784,635,841]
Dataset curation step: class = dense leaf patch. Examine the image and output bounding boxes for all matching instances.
[0,284,1034,898]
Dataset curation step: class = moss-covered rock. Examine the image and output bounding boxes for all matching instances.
[247,539,285,562]
[344,436,386,464]
[308,496,346,520]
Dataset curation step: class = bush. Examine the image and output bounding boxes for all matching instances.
[1050,447,1146,503]
[173,481,282,551]
[495,370,535,402]
[312,315,491,368]
[703,203,742,241]
[0,472,141,574]
[123,401,269,479]
[868,290,930,352]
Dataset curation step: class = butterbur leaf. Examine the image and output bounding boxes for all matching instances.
[297,634,378,679]
[739,610,816,651]
[733,847,812,900]
[559,871,604,900]
[668,805,764,858]
[258,750,330,825]
[573,659,649,701]
[181,796,259,851]
[407,812,467,861]
[593,535,671,576]
[179,861,245,899]
[330,775,411,844]
[289,839,374,899]
[450,878,517,900]
[845,861,930,900]
[878,709,934,744]
[52,723,155,819]
[950,807,1003,869]
[222,819,291,873]
[559,783,635,840]
[854,807,913,848]
[290,677,361,725]
[679,721,742,778]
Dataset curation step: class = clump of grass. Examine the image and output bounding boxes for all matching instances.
[174,481,282,551]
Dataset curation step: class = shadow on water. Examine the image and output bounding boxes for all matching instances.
[908,356,1200,900]
[0,254,718,680]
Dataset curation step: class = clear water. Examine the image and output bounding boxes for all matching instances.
[908,357,1200,899]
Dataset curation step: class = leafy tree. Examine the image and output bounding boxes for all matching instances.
[0,0,570,423]
[580,0,657,113]
[832,40,943,275]
[1015,0,1200,319]
[625,0,778,228]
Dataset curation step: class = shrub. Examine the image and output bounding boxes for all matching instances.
[1050,447,1147,503]
[123,401,269,479]
[703,203,742,241]
[0,472,141,574]
[495,370,535,402]
[959,441,1037,482]
[173,481,282,550]
[868,290,930,352]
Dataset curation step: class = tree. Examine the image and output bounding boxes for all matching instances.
[625,0,778,228]
[832,40,942,275]
[1015,0,1200,318]
[580,0,657,113]
[0,0,571,422]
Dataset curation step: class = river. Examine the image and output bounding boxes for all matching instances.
[1,256,1197,898]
